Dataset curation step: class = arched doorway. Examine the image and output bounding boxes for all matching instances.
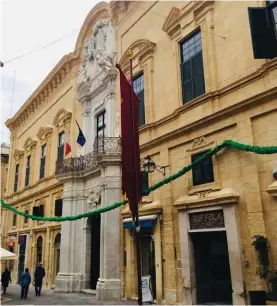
[88,215,101,289]
[53,233,61,284]
[36,236,43,265]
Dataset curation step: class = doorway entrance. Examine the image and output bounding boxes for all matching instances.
[89,214,101,289]
[140,228,156,300]
[17,235,27,283]
[191,231,232,305]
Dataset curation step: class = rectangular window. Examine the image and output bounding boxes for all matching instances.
[57,131,65,161]
[248,2,277,59]
[33,205,44,217]
[40,145,46,179]
[55,199,63,217]
[97,112,106,137]
[14,163,19,192]
[180,31,205,104]
[12,214,16,226]
[133,74,145,127]
[24,210,28,224]
[191,151,214,186]
[25,155,31,187]
[141,171,149,193]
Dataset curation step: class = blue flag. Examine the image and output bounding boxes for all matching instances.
[76,120,86,147]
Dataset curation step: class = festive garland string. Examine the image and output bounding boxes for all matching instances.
[1,140,277,222]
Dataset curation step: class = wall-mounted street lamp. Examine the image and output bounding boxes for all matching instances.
[143,156,169,176]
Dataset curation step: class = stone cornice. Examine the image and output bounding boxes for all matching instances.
[13,148,25,159]
[5,53,79,131]
[121,200,163,217]
[139,59,277,151]
[36,125,54,141]
[4,177,62,205]
[53,109,72,128]
[23,137,38,152]
[174,188,239,210]
[119,39,156,74]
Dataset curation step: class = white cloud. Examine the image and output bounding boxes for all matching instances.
[0,0,101,143]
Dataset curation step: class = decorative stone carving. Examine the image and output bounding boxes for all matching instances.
[85,188,101,209]
[195,190,212,198]
[192,136,207,148]
[77,19,116,92]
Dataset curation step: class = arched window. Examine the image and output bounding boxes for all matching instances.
[37,236,43,265]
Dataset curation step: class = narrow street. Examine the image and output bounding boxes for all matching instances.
[1,284,136,305]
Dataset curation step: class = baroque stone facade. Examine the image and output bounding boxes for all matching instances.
[54,3,122,301]
[114,1,277,305]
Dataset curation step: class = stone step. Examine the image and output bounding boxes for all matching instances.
[81,289,96,295]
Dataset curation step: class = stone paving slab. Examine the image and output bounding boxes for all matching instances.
[1,284,136,305]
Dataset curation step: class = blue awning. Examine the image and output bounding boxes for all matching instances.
[123,215,157,230]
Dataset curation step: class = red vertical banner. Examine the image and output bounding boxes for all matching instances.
[116,63,142,222]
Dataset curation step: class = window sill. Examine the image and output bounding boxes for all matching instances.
[188,180,221,196]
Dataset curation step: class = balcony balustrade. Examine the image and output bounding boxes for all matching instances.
[55,137,121,175]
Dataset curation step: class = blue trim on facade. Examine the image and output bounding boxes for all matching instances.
[123,219,156,229]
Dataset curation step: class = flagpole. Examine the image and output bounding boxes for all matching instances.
[128,48,143,306]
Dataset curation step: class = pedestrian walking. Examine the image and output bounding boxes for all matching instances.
[20,268,31,300]
[1,268,11,294]
[34,262,45,296]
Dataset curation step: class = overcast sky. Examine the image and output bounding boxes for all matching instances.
[0,0,100,143]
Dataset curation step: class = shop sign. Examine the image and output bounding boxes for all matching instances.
[189,209,224,230]
[141,275,153,303]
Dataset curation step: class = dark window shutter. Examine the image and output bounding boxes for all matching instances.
[58,145,64,161]
[40,157,45,179]
[248,7,277,59]
[33,206,40,216]
[55,199,63,217]
[141,172,149,193]
[203,156,214,183]
[191,152,214,186]
[39,205,44,217]
[137,91,145,127]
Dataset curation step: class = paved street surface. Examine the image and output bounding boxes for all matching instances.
[1,284,136,305]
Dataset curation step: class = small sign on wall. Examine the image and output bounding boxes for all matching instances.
[142,275,153,303]
[189,209,225,230]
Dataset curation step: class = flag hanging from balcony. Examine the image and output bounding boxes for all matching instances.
[65,137,72,156]
[75,120,86,147]
[116,64,142,222]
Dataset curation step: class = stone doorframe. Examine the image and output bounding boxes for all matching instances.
[175,196,246,305]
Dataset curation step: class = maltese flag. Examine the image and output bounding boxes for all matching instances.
[65,137,72,156]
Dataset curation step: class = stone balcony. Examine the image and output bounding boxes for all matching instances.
[55,137,121,176]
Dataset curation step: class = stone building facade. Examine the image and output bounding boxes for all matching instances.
[113,1,277,305]
[2,49,81,286]
[1,1,122,301]
[54,3,122,300]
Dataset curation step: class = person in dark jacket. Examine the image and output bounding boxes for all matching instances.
[34,263,45,296]
[20,268,31,300]
[1,268,11,294]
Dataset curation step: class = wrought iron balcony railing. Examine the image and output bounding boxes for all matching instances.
[55,137,121,175]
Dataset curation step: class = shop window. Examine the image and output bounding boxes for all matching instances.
[180,31,205,104]
[133,73,145,127]
[57,131,65,161]
[191,151,214,186]
[55,199,63,217]
[248,1,277,59]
